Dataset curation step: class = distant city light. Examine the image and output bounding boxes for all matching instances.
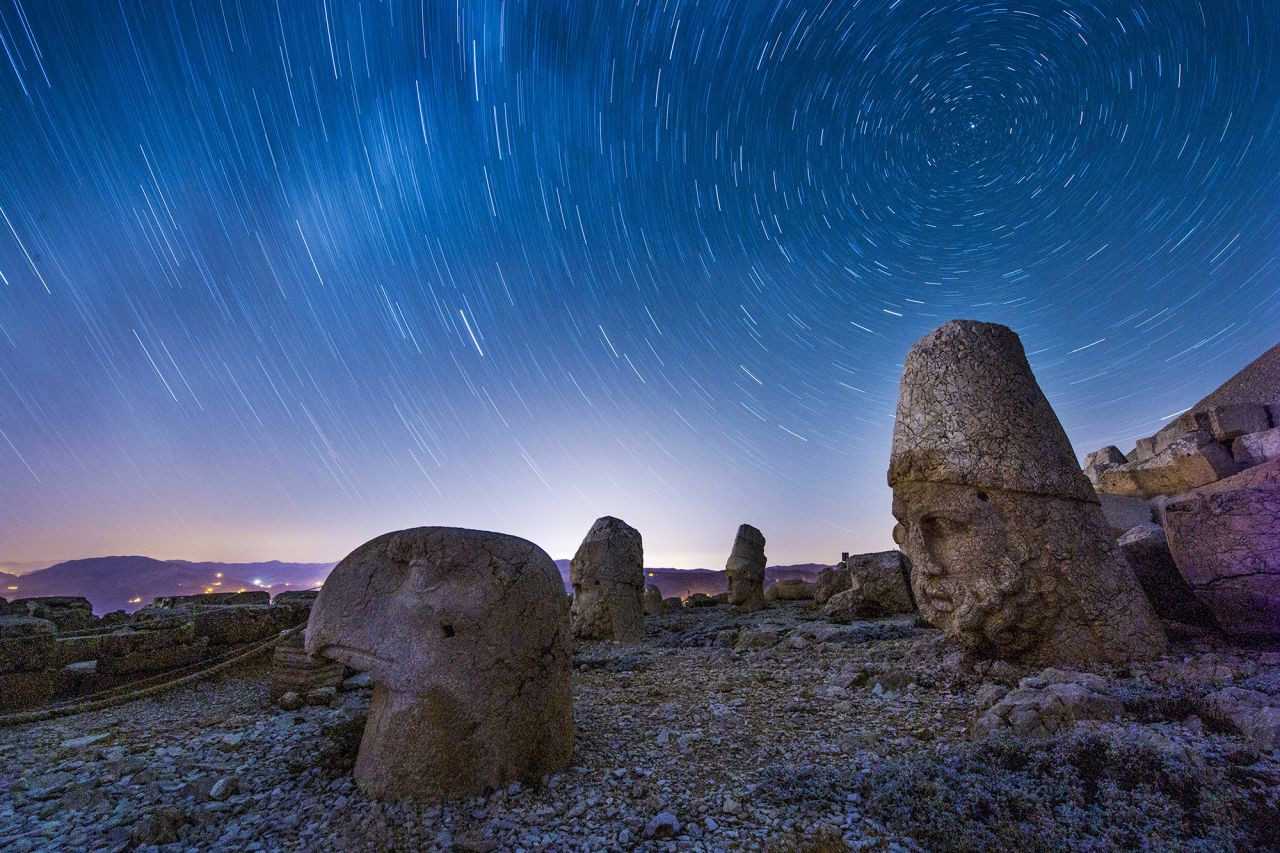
[215,572,222,578]
[5,585,17,590]
[128,597,142,604]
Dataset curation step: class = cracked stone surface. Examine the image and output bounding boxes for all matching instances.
[1165,484,1280,640]
[305,527,572,801]
[889,320,1166,666]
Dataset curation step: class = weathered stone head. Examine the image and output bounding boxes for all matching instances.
[889,320,1165,665]
[570,516,644,642]
[305,527,572,801]
[725,524,767,612]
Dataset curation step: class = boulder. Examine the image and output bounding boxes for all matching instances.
[684,593,718,608]
[821,589,860,624]
[813,565,850,605]
[845,551,914,618]
[1232,426,1280,467]
[1203,404,1270,443]
[1083,446,1127,486]
[974,671,1122,739]
[1117,523,1216,628]
[191,604,299,646]
[642,583,663,617]
[889,320,1165,666]
[724,524,767,613]
[1164,482,1280,639]
[569,516,645,642]
[305,527,572,802]
[661,597,683,612]
[764,579,815,601]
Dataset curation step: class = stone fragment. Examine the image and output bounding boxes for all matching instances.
[1098,493,1155,536]
[1164,483,1280,639]
[9,597,96,631]
[644,812,681,839]
[1117,523,1217,628]
[684,593,717,608]
[1232,426,1280,467]
[1204,404,1270,443]
[845,551,914,617]
[152,591,269,608]
[642,583,663,616]
[661,597,682,612]
[1204,687,1280,752]
[821,589,860,624]
[812,565,850,605]
[1096,433,1238,498]
[277,691,303,711]
[888,320,1165,666]
[764,579,815,601]
[569,516,644,642]
[724,524,767,613]
[269,632,344,701]
[306,526,573,801]
[973,671,1122,739]
[1083,446,1127,486]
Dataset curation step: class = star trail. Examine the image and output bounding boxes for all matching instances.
[1,1,1278,566]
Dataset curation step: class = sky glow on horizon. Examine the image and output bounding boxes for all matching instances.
[1,1,1279,567]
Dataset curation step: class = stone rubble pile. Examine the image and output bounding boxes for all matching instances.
[1085,340,1280,638]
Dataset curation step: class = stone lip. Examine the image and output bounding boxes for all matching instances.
[889,320,1097,503]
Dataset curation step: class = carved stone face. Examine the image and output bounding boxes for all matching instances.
[892,480,1049,658]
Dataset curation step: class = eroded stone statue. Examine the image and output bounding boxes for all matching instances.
[725,524,766,612]
[306,527,572,802]
[889,320,1166,666]
[570,516,645,642]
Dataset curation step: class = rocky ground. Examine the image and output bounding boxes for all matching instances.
[2,603,1279,852]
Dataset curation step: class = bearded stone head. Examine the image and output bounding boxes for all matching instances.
[305,527,572,801]
[888,320,1166,666]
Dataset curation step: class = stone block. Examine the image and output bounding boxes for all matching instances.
[1097,433,1237,498]
[97,640,207,675]
[269,633,344,701]
[1130,437,1157,463]
[0,616,56,673]
[192,604,298,646]
[10,597,96,632]
[1232,426,1280,467]
[0,668,56,711]
[55,633,105,667]
[1204,404,1270,443]
[1117,523,1216,627]
[152,590,269,608]
[1164,483,1280,639]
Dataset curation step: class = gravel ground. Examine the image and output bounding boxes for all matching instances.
[2,602,1279,852]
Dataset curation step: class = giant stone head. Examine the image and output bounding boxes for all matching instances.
[888,320,1165,665]
[306,527,572,801]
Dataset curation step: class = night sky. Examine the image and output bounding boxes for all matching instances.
[2,1,1279,567]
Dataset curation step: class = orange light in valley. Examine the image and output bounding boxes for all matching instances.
[213,581,222,586]
[204,587,214,593]
[5,585,16,591]
[128,597,142,604]
[215,572,222,578]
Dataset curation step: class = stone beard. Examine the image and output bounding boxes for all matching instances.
[892,480,1161,666]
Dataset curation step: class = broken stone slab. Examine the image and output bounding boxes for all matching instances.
[0,669,57,712]
[9,597,96,632]
[269,632,344,701]
[973,672,1122,739]
[191,604,300,645]
[1117,523,1216,628]
[1232,426,1280,467]
[1203,404,1271,443]
[1097,431,1238,498]
[1164,481,1280,639]
[152,590,269,608]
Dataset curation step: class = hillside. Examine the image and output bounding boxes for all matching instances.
[3,556,262,614]
[553,561,828,597]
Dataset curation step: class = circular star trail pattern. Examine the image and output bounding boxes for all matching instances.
[0,1,1278,565]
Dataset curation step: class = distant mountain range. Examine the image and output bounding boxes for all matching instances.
[554,560,827,598]
[2,555,828,616]
[0,557,335,615]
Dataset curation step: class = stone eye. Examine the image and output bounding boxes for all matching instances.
[441,624,456,638]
